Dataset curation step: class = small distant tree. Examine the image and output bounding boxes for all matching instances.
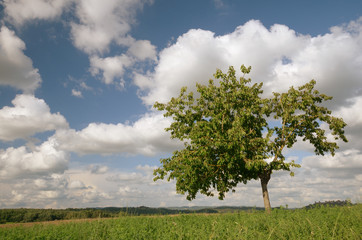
[153,65,347,212]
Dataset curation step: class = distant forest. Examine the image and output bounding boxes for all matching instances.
[0,200,352,224]
[303,200,352,209]
[0,206,260,224]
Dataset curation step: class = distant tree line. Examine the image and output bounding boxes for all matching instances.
[0,208,115,224]
[304,200,353,209]
[2,201,352,224]
[0,206,218,224]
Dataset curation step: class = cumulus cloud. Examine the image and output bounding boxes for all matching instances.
[69,180,87,189]
[0,94,68,141]
[34,176,67,191]
[72,0,157,86]
[335,96,362,129]
[80,189,113,204]
[264,169,360,207]
[70,0,153,54]
[53,113,182,156]
[89,54,133,86]
[119,186,142,197]
[302,149,362,178]
[138,19,362,108]
[0,171,114,208]
[127,40,157,61]
[3,0,72,25]
[89,43,156,86]
[0,138,69,179]
[5,0,157,88]
[4,0,158,88]
[271,147,362,205]
[0,26,41,93]
[0,160,360,208]
[0,174,70,208]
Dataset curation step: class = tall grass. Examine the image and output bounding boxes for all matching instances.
[1,204,360,239]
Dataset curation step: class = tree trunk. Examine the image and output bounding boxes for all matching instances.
[260,171,271,213]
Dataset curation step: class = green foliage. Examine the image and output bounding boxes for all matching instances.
[0,207,221,224]
[0,208,116,224]
[1,205,360,239]
[304,200,353,209]
[153,65,347,203]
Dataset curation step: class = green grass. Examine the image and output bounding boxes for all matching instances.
[1,205,361,239]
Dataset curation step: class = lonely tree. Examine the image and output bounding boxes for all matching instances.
[153,65,347,211]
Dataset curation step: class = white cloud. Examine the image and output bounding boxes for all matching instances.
[0,174,70,208]
[0,159,360,208]
[69,180,87,189]
[107,172,146,183]
[81,189,113,204]
[0,174,68,208]
[136,164,156,174]
[127,40,157,61]
[72,0,157,86]
[0,138,69,179]
[5,0,158,91]
[138,19,362,108]
[89,44,157,87]
[0,26,41,93]
[3,0,73,25]
[330,96,362,151]
[34,177,67,191]
[303,149,362,175]
[70,0,153,54]
[71,89,83,98]
[89,55,133,86]
[267,170,360,207]
[133,71,154,90]
[335,96,362,128]
[119,186,142,197]
[0,94,68,141]
[53,113,182,156]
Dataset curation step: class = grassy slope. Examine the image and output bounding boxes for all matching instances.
[1,204,361,240]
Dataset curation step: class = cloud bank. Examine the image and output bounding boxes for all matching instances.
[70,0,153,54]
[139,19,362,108]
[0,138,69,180]
[0,94,68,141]
[3,0,73,25]
[54,113,182,156]
[0,26,41,93]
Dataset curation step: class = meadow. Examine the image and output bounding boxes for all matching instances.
[1,204,361,239]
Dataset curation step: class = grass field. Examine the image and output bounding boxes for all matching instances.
[1,204,361,239]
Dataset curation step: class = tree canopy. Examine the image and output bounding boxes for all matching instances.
[154,65,347,211]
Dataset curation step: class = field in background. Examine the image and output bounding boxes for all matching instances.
[1,204,361,239]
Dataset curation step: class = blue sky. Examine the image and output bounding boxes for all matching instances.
[0,0,361,208]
